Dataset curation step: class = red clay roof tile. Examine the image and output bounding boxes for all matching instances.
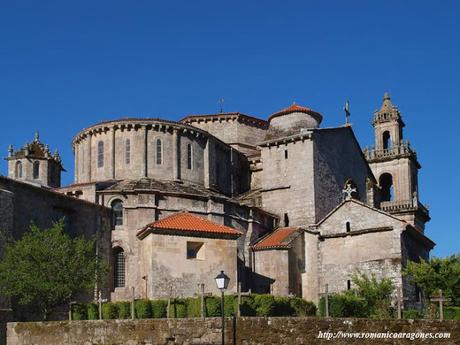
[137,211,242,239]
[253,227,300,250]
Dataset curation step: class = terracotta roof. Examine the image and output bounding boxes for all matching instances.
[137,211,242,239]
[268,104,323,122]
[253,227,301,250]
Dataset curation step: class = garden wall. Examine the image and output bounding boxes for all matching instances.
[7,317,459,345]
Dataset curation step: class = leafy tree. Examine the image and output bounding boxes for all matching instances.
[403,255,460,306]
[0,220,106,319]
[351,272,394,318]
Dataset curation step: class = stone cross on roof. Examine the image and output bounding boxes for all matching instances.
[343,183,357,200]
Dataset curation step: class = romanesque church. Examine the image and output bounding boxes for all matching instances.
[0,93,434,308]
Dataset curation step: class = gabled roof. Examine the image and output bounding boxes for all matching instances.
[137,211,242,239]
[252,227,301,250]
[316,198,404,228]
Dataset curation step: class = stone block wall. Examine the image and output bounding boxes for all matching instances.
[6,318,459,345]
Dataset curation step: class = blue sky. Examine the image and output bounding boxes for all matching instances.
[0,1,458,257]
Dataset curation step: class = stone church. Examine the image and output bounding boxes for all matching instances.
[0,93,434,308]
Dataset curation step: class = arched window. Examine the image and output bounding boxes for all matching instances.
[379,173,394,202]
[33,161,40,179]
[125,139,131,165]
[383,131,392,150]
[156,139,162,165]
[97,141,104,168]
[187,144,193,170]
[113,247,125,288]
[15,161,23,178]
[111,199,123,226]
[344,179,360,199]
[346,222,351,233]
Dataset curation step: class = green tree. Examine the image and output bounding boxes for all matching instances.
[351,272,394,318]
[0,220,106,319]
[404,255,460,306]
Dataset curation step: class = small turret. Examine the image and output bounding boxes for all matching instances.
[4,133,65,188]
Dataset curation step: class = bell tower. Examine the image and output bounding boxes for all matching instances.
[364,93,430,231]
[5,132,65,188]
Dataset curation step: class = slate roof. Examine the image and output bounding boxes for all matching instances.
[252,227,301,250]
[137,211,242,239]
[100,178,228,199]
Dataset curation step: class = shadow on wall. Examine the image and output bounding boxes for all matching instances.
[251,271,275,294]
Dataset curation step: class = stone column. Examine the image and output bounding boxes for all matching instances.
[111,127,116,179]
[173,129,181,181]
[88,133,93,181]
[143,126,148,177]
[204,137,215,189]
[74,143,79,183]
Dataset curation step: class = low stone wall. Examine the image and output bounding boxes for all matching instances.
[7,317,459,345]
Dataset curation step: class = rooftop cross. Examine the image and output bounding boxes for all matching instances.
[218,98,225,113]
[344,100,350,124]
[343,183,357,200]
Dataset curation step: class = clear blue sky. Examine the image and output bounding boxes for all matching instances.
[0,1,458,257]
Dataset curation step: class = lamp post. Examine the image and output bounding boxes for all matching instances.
[215,270,230,345]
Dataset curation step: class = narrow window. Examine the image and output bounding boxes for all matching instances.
[187,144,193,169]
[346,222,351,233]
[111,199,123,226]
[187,241,205,260]
[347,280,351,290]
[32,161,40,179]
[97,141,104,168]
[284,150,288,159]
[156,139,162,165]
[125,139,131,165]
[284,213,289,227]
[113,247,125,288]
[15,161,22,178]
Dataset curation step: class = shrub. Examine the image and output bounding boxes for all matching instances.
[186,297,202,317]
[71,303,87,320]
[102,302,118,319]
[87,303,98,320]
[319,293,367,318]
[116,301,131,319]
[135,299,152,319]
[224,295,237,316]
[205,296,221,317]
[351,272,394,318]
[444,306,460,320]
[403,309,424,319]
[151,299,167,318]
[289,297,317,316]
[169,298,187,318]
[273,296,293,316]
[254,294,275,316]
[239,295,256,316]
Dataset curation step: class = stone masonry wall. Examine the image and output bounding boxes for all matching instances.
[7,318,459,345]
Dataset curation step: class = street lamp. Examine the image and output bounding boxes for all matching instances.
[215,270,230,345]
